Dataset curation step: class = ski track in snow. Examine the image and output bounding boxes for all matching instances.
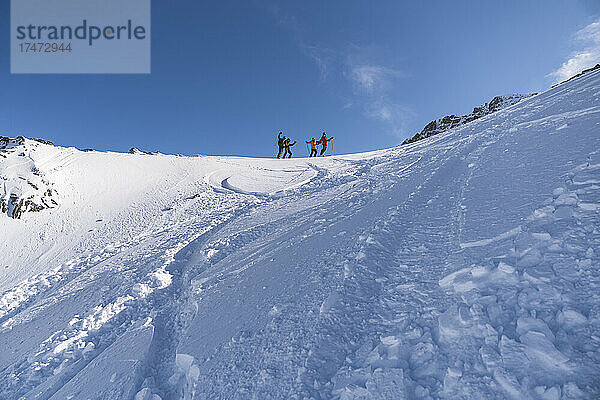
[0,69,599,399]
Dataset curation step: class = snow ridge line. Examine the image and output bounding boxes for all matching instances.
[205,164,320,197]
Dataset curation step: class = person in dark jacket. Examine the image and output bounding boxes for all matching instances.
[317,132,333,156]
[277,132,286,159]
[283,138,296,158]
[306,138,318,157]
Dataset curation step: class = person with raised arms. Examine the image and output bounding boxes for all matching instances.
[317,132,333,156]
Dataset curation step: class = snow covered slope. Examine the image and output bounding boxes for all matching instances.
[1,68,599,399]
[401,93,535,145]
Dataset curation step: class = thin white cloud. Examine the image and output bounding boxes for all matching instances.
[268,5,336,81]
[579,20,600,42]
[268,7,413,138]
[364,100,414,137]
[349,65,404,93]
[305,45,336,80]
[345,57,411,137]
[549,19,600,83]
[367,103,393,121]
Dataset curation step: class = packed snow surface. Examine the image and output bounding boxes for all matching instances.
[1,69,600,399]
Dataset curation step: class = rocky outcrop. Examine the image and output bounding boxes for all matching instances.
[402,94,535,145]
[1,136,59,219]
[31,138,54,146]
[129,147,156,155]
[0,136,25,149]
[1,189,58,219]
[5,189,58,219]
[552,64,600,88]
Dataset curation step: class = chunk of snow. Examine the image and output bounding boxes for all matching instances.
[557,309,587,330]
[460,226,522,249]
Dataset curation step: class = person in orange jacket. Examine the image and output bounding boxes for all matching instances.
[317,132,333,156]
[306,138,318,157]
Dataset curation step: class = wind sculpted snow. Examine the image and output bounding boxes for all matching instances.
[1,69,600,399]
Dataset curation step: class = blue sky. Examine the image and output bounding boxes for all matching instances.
[1,0,599,157]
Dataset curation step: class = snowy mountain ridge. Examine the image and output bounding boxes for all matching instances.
[402,93,536,145]
[0,68,599,399]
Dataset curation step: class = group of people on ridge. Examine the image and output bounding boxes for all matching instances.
[277,132,334,159]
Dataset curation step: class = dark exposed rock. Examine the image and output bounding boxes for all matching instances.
[1,136,25,150]
[129,147,155,155]
[552,64,600,88]
[11,197,24,219]
[31,138,54,146]
[403,65,600,147]
[2,189,57,219]
[1,136,59,219]
[0,137,10,151]
[402,93,535,145]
